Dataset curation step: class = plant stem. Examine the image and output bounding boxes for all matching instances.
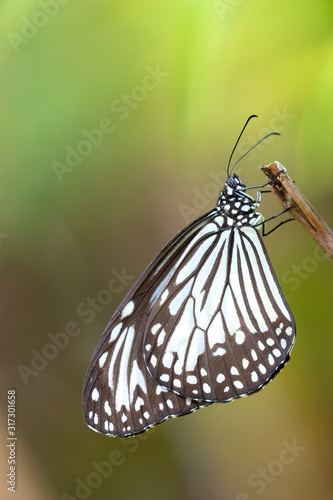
[261,161,333,263]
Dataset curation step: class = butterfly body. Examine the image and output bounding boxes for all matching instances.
[82,171,295,437]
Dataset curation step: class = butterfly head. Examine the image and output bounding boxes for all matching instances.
[217,174,259,216]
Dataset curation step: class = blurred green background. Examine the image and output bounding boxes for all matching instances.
[1,1,333,499]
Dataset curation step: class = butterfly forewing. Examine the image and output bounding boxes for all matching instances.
[82,212,215,437]
[144,217,295,402]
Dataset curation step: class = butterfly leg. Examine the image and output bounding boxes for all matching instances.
[255,206,296,237]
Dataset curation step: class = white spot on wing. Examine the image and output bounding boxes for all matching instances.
[151,323,161,335]
[92,388,99,401]
[251,349,258,361]
[109,322,123,343]
[187,375,197,384]
[230,366,239,376]
[242,358,249,369]
[233,380,244,389]
[134,397,144,411]
[213,347,226,356]
[104,401,111,416]
[258,340,265,351]
[160,289,169,305]
[259,364,267,374]
[268,354,275,365]
[121,300,135,319]
[174,360,182,375]
[99,352,108,368]
[157,329,167,347]
[162,352,174,368]
[235,330,245,344]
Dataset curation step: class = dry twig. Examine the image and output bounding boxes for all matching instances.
[261,161,333,263]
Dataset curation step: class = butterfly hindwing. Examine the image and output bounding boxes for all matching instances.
[144,216,295,402]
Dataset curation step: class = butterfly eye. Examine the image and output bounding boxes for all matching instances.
[226,177,238,189]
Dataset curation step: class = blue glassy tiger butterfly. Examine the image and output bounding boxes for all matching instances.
[82,115,296,437]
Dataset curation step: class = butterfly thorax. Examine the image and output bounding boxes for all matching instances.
[216,174,263,227]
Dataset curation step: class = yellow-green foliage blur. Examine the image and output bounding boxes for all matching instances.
[1,2,332,500]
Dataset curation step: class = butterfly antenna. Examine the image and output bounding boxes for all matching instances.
[227,114,258,177]
[229,131,280,176]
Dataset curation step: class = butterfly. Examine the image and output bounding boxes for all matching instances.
[82,115,296,437]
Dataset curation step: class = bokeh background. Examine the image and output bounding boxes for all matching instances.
[1,1,332,499]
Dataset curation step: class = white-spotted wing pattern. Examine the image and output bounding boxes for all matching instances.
[82,173,296,437]
[82,213,214,437]
[144,218,294,401]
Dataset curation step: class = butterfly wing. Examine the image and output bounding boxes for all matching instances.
[82,211,217,437]
[144,217,296,402]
